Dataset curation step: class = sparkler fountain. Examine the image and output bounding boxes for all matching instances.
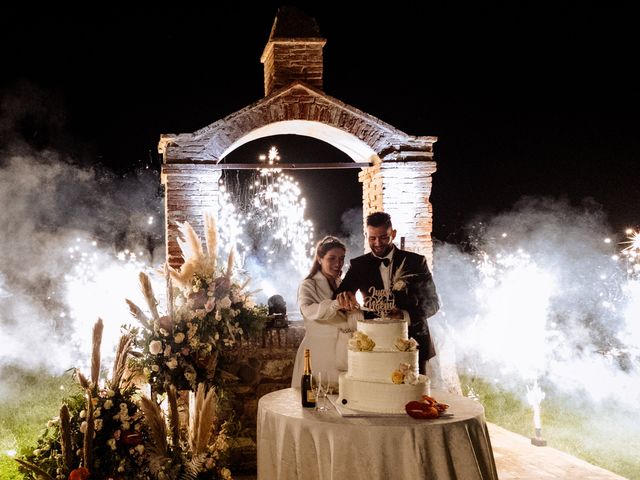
[527,380,547,446]
[217,146,314,308]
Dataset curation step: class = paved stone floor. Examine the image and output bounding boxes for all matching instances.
[237,423,630,479]
[488,423,628,479]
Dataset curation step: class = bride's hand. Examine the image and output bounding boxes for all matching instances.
[337,291,360,311]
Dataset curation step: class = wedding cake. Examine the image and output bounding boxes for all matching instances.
[337,318,429,414]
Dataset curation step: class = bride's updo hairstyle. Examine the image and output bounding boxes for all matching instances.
[305,236,346,279]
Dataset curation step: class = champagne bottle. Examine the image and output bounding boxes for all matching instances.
[301,348,316,408]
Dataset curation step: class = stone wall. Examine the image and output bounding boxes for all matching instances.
[161,165,222,268]
[262,41,325,96]
[223,323,304,472]
[359,161,437,267]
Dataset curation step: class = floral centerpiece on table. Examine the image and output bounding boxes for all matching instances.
[126,214,268,394]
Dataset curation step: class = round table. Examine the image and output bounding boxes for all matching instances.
[257,387,498,480]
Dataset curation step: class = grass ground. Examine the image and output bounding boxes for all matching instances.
[0,366,78,480]
[1,369,638,479]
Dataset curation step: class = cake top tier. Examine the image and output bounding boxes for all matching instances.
[358,319,408,351]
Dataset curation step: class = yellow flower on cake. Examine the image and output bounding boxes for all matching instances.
[394,337,418,352]
[348,331,376,351]
[391,369,405,384]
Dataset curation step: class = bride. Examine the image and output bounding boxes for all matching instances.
[291,236,361,389]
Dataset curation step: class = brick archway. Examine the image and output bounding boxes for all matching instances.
[160,83,437,268]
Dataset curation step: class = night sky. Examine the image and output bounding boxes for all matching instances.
[1,4,638,242]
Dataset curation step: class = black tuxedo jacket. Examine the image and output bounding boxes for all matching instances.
[335,247,440,361]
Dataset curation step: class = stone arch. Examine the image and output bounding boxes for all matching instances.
[160,82,437,268]
[218,120,378,164]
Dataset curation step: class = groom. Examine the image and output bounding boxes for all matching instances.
[335,212,440,373]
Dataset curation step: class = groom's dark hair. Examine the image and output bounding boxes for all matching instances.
[366,211,392,229]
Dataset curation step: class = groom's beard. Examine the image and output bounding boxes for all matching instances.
[371,244,393,257]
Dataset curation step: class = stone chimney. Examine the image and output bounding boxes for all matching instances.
[260,6,326,96]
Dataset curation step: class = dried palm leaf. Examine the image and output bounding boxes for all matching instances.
[167,385,181,447]
[125,298,152,330]
[14,458,55,480]
[188,385,203,451]
[189,383,218,455]
[177,220,205,264]
[110,334,132,390]
[75,369,90,390]
[139,396,168,458]
[59,404,73,471]
[83,391,94,470]
[139,272,160,321]
[204,213,217,262]
[226,247,234,278]
[168,259,196,289]
[165,263,174,319]
[91,318,104,388]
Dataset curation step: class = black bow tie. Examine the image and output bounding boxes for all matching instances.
[374,257,391,267]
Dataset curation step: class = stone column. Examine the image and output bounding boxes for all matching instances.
[161,164,222,269]
[358,160,437,269]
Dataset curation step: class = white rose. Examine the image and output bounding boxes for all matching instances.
[404,371,420,385]
[79,421,88,434]
[219,296,232,309]
[174,332,185,344]
[104,400,113,410]
[149,340,163,355]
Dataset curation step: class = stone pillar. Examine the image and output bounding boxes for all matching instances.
[359,163,383,228]
[358,160,437,269]
[161,164,222,269]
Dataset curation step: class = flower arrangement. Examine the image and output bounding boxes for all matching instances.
[18,213,270,480]
[126,214,268,394]
[18,321,153,480]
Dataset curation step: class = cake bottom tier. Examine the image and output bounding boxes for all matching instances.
[337,372,427,414]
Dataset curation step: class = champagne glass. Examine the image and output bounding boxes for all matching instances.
[314,372,329,412]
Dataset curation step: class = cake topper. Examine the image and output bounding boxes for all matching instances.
[362,286,395,318]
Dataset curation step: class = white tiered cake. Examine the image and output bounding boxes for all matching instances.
[337,319,428,414]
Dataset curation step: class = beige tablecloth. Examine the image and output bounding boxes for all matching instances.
[257,387,498,480]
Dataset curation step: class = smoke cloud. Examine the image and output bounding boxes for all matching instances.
[431,196,640,409]
[0,86,164,377]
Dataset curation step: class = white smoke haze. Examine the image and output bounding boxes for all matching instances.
[338,207,365,262]
[432,196,640,410]
[0,144,164,378]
